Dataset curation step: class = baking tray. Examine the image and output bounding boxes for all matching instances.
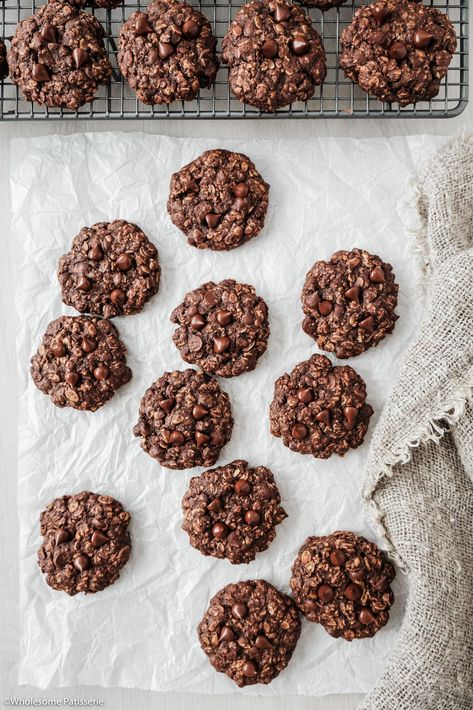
[0,0,469,119]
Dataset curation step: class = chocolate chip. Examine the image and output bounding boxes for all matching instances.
[330,550,346,566]
[32,63,50,82]
[291,423,308,440]
[205,213,221,229]
[135,14,153,35]
[192,404,208,420]
[334,304,345,319]
[316,409,330,426]
[305,599,317,612]
[343,406,358,429]
[235,479,252,495]
[291,38,310,56]
[189,335,203,352]
[359,608,376,624]
[219,625,236,642]
[359,315,374,331]
[113,254,132,273]
[51,342,66,357]
[274,3,291,21]
[195,431,210,446]
[318,300,333,316]
[297,388,314,403]
[81,336,96,353]
[216,310,233,326]
[242,660,257,677]
[262,39,278,58]
[232,602,248,620]
[317,584,334,603]
[111,288,126,305]
[158,42,174,59]
[213,336,230,354]
[370,266,385,283]
[388,41,407,61]
[55,528,70,545]
[372,5,389,26]
[345,286,360,302]
[72,48,88,69]
[91,530,109,547]
[41,23,57,43]
[65,372,79,386]
[94,365,109,381]
[77,275,91,291]
[212,521,229,539]
[90,244,103,260]
[190,313,206,330]
[345,583,362,601]
[73,554,90,572]
[149,49,159,64]
[413,29,434,49]
[169,430,185,446]
[204,290,218,306]
[233,183,249,198]
[159,397,175,413]
[244,510,261,525]
[207,497,222,513]
[183,19,200,39]
[255,634,273,649]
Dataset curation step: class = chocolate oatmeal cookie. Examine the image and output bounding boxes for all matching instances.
[0,39,8,81]
[118,0,219,105]
[167,149,269,251]
[290,531,396,640]
[198,579,301,686]
[222,0,326,112]
[340,0,456,106]
[7,1,112,110]
[301,248,399,359]
[58,220,160,318]
[182,460,286,564]
[38,491,131,596]
[171,280,270,377]
[269,354,373,459]
[31,315,132,411]
[133,369,233,469]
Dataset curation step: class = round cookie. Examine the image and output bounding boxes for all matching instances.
[182,460,287,564]
[7,1,112,110]
[57,220,160,318]
[0,39,8,81]
[167,149,269,251]
[133,368,233,470]
[171,280,270,378]
[118,0,219,105]
[198,579,301,686]
[222,0,326,112]
[301,248,399,359]
[339,0,456,106]
[37,491,131,596]
[269,353,373,459]
[30,315,132,412]
[290,531,396,640]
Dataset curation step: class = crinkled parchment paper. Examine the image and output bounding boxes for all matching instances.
[11,132,448,695]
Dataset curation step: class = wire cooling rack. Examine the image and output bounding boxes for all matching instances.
[0,0,469,119]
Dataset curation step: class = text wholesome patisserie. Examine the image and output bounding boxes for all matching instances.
[118,0,219,105]
[167,149,269,251]
[290,531,396,640]
[171,279,270,377]
[340,0,456,106]
[270,354,373,458]
[198,579,301,686]
[31,315,132,411]
[0,39,8,81]
[58,220,160,318]
[182,460,287,564]
[38,491,132,596]
[7,1,112,110]
[302,248,399,359]
[133,369,233,469]
[222,0,326,112]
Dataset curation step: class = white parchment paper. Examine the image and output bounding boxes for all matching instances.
[12,132,448,696]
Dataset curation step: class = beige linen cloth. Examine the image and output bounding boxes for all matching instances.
[360,136,473,709]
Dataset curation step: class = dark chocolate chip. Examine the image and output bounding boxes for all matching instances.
[345,583,362,601]
[213,336,231,354]
[345,286,361,302]
[318,300,333,316]
[232,602,248,620]
[255,634,273,649]
[388,41,407,61]
[65,372,79,386]
[216,310,233,326]
[234,479,252,495]
[317,584,334,603]
[274,4,291,21]
[94,365,109,381]
[370,266,385,283]
[41,23,57,43]
[219,625,236,642]
[111,288,126,305]
[205,213,221,229]
[316,409,330,426]
[116,253,133,271]
[32,63,50,82]
[158,42,174,59]
[169,430,185,446]
[159,397,175,413]
[291,423,308,440]
[135,14,153,35]
[244,510,261,525]
[73,554,90,572]
[195,431,210,446]
[190,313,206,330]
[413,29,434,49]
[343,406,358,429]
[91,530,109,547]
[81,336,96,353]
[212,521,229,539]
[262,39,278,58]
[51,342,66,357]
[183,19,200,39]
[55,529,70,546]
[192,404,209,420]
[207,497,223,513]
[297,388,313,403]
[242,660,257,677]
[233,183,249,197]
[291,38,310,56]
[372,5,389,26]
[77,275,91,291]
[359,608,376,624]
[330,550,346,566]
[72,48,88,69]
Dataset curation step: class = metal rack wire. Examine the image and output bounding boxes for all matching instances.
[0,0,469,119]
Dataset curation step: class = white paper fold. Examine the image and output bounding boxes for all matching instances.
[12,131,448,696]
